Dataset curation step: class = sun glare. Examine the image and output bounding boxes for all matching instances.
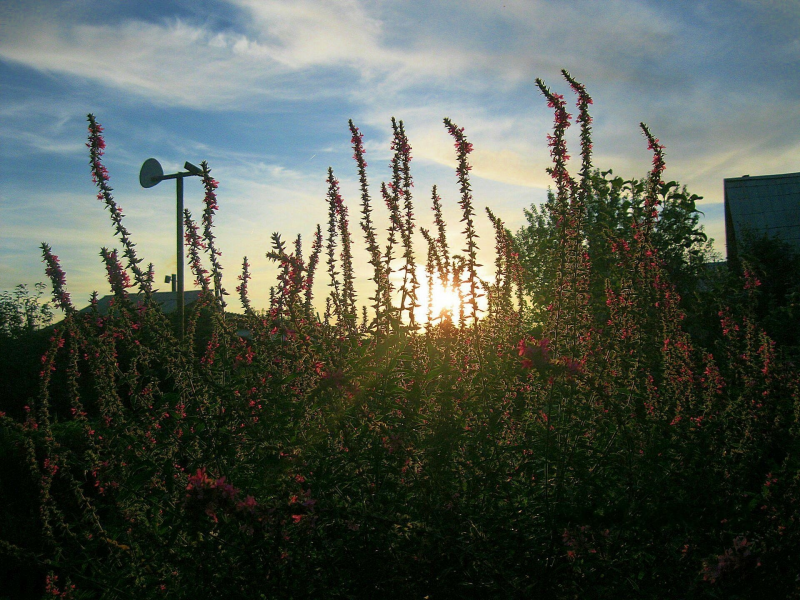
[412,266,466,325]
[427,281,462,322]
[391,266,492,325]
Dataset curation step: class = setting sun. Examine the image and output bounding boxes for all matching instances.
[423,276,462,323]
[410,265,492,326]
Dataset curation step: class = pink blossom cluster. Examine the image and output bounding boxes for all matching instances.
[101,248,132,298]
[185,467,255,524]
[351,126,367,167]
[518,337,583,379]
[537,84,575,194]
[183,213,211,289]
[41,244,72,312]
[518,337,552,371]
[445,122,473,156]
[702,536,755,584]
[44,573,75,598]
[184,468,317,534]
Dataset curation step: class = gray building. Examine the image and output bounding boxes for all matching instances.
[724,171,800,262]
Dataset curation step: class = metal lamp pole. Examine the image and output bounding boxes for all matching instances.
[139,158,202,339]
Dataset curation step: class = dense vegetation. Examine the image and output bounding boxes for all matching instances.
[1,71,798,599]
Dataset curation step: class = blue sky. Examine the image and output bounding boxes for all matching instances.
[1,0,798,315]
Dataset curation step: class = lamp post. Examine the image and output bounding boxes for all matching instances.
[139,158,203,339]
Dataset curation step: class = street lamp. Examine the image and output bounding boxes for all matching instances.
[139,158,203,339]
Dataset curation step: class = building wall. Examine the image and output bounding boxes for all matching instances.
[723,171,800,262]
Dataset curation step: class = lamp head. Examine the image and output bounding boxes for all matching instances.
[184,162,203,176]
[139,158,164,188]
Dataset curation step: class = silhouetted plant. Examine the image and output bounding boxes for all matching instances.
[0,283,53,339]
[444,118,482,325]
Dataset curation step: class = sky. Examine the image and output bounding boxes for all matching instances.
[1,0,798,317]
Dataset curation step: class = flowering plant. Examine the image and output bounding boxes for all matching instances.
[1,72,798,599]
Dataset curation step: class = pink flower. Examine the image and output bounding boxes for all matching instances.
[518,338,551,371]
[560,357,583,379]
[236,495,258,513]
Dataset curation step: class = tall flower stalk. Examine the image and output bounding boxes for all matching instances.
[334,175,357,324]
[325,169,343,323]
[237,257,253,315]
[430,185,451,284]
[87,114,152,294]
[183,209,212,295]
[563,70,594,212]
[199,161,227,309]
[485,208,515,318]
[381,181,401,331]
[305,225,323,319]
[535,75,593,359]
[350,120,384,331]
[640,123,667,244]
[444,118,481,325]
[266,233,306,321]
[40,243,74,314]
[391,118,419,328]
[324,168,356,329]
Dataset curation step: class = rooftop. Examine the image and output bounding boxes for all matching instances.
[78,290,203,316]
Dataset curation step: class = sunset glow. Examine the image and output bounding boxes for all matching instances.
[422,276,463,324]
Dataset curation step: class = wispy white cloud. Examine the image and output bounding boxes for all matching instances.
[0,97,91,158]
[0,0,483,110]
[0,128,85,156]
[224,0,387,69]
[1,18,273,108]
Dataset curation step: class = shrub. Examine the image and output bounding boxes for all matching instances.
[1,71,798,599]
[0,283,53,339]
